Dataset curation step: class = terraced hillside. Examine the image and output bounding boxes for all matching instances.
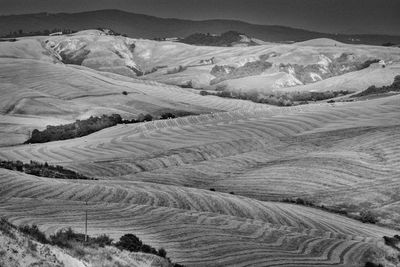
[1,95,400,265]
[1,31,400,266]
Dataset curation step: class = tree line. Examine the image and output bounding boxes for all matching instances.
[0,159,95,180]
[25,111,194,144]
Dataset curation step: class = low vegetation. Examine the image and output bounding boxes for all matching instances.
[0,218,16,239]
[200,89,351,106]
[1,28,76,38]
[180,31,251,47]
[6,220,184,267]
[281,198,379,224]
[352,75,400,97]
[25,111,194,144]
[25,114,123,144]
[364,235,400,267]
[0,159,95,180]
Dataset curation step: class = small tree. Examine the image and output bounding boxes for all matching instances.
[115,234,142,252]
[360,210,378,224]
[158,247,167,258]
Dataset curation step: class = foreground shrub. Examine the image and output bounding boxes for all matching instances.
[115,234,143,252]
[18,224,48,244]
[383,235,400,250]
[158,247,167,258]
[2,220,184,267]
[49,227,85,248]
[0,218,15,238]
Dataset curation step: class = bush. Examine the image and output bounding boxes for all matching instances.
[0,218,15,238]
[158,248,167,258]
[365,262,384,267]
[49,227,85,248]
[160,113,176,120]
[18,224,48,244]
[359,210,378,224]
[122,91,128,95]
[91,234,113,247]
[115,234,143,252]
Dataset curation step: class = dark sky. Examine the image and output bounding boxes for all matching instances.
[1,0,399,35]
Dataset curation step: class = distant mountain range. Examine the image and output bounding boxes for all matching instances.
[1,9,400,45]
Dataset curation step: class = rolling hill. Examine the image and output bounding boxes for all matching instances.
[1,30,400,266]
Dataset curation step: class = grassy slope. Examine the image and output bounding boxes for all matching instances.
[1,32,400,266]
[0,219,172,267]
[1,95,400,265]
[0,38,275,145]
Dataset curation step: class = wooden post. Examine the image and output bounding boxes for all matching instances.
[85,201,88,242]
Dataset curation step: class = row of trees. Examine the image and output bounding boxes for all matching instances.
[1,28,76,38]
[0,159,95,180]
[25,111,194,144]
[180,31,247,46]
[25,114,123,144]
[200,89,350,106]
[353,75,400,97]
[281,197,378,224]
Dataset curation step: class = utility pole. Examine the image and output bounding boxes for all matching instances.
[85,201,88,242]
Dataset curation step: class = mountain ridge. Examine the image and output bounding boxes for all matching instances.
[1,9,400,45]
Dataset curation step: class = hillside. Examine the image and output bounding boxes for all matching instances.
[13,30,400,100]
[1,30,400,266]
[1,10,400,45]
[0,218,174,267]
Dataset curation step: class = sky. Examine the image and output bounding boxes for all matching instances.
[0,0,399,35]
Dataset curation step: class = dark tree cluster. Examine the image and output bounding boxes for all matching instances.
[1,28,76,38]
[180,31,248,47]
[25,111,195,144]
[353,75,400,97]
[0,159,95,180]
[383,235,400,251]
[25,114,123,144]
[281,198,381,224]
[200,89,350,106]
